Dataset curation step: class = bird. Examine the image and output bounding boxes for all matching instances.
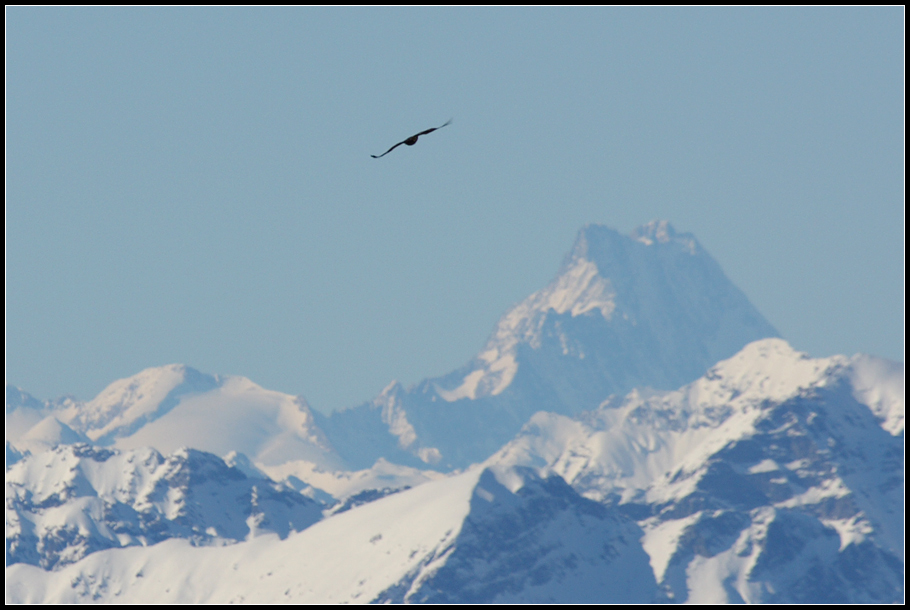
[371,119,452,159]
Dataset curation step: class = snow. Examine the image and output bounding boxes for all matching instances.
[502,337,884,505]
[7,366,345,472]
[103,374,342,469]
[848,354,904,435]
[258,456,446,501]
[6,465,663,604]
[821,515,876,552]
[775,477,851,509]
[702,338,847,405]
[435,369,485,402]
[6,444,324,570]
[491,339,821,502]
[374,381,421,450]
[746,459,779,474]
[640,512,702,583]
[684,551,746,604]
[486,336,904,602]
[659,507,776,604]
[440,256,617,403]
[631,220,693,249]
[6,330,902,602]
[15,417,90,455]
[62,364,194,442]
[6,397,52,445]
[6,467,483,603]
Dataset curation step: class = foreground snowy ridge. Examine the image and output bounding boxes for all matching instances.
[6,466,659,603]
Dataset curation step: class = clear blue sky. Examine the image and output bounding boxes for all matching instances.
[7,7,904,414]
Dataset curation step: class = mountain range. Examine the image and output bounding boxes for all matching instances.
[6,221,903,603]
[6,444,323,570]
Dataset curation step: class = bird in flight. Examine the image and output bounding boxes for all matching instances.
[371,119,452,158]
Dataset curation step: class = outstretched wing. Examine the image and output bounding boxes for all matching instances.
[412,118,453,138]
[371,119,453,158]
[371,140,408,159]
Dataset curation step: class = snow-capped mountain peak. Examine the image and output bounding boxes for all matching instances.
[6,387,82,448]
[492,338,902,502]
[629,219,695,251]
[693,338,848,407]
[62,364,221,444]
[6,367,345,472]
[17,417,90,454]
[439,255,618,403]
[434,221,771,407]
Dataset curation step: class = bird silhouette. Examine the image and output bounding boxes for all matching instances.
[371,119,452,158]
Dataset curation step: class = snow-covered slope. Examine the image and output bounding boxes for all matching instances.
[6,386,53,443]
[6,387,84,455]
[489,338,904,603]
[258,456,445,503]
[6,444,323,570]
[319,221,780,470]
[6,465,658,604]
[13,418,91,456]
[6,372,446,503]
[6,365,344,471]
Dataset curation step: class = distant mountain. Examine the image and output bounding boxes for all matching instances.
[6,444,324,570]
[6,465,659,603]
[13,417,91,456]
[5,369,445,502]
[6,365,343,471]
[489,338,904,603]
[318,221,780,470]
[6,386,84,453]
